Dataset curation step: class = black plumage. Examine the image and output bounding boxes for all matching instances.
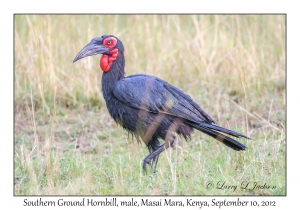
[73,35,251,172]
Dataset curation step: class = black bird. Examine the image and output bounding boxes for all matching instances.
[73,35,251,172]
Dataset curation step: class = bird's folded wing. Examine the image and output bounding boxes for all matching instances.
[112,74,215,124]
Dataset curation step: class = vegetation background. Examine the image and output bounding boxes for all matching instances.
[14,15,285,195]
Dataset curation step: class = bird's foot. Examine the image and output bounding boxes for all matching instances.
[142,158,157,174]
[142,159,150,173]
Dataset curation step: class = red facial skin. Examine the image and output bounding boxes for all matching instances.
[100,37,119,72]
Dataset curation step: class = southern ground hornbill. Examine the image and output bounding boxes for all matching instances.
[73,35,251,172]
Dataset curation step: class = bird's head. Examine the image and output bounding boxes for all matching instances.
[73,35,124,72]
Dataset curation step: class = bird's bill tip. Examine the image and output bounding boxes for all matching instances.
[73,57,79,63]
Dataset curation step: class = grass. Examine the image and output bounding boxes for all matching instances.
[14,14,285,195]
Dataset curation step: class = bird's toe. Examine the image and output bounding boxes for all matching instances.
[142,158,152,174]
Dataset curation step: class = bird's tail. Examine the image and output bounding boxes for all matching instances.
[190,122,251,151]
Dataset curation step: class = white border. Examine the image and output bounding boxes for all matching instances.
[1,0,297,209]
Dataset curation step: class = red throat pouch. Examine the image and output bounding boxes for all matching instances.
[100,49,119,72]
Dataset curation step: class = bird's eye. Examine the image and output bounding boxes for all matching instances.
[103,37,117,48]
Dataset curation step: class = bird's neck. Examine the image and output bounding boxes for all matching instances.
[101,50,125,101]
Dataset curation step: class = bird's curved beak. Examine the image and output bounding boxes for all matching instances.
[73,41,109,63]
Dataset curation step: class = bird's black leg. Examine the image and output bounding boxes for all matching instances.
[143,144,165,173]
[147,138,161,173]
[143,134,175,173]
